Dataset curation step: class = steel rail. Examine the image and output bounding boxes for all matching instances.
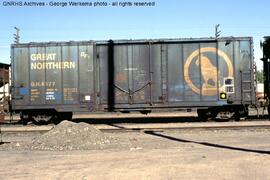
[1,124,270,134]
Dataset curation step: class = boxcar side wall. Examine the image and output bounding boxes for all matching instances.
[11,42,95,112]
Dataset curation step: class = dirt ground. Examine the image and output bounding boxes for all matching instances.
[0,127,270,180]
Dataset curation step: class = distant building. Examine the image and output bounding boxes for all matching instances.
[0,62,10,86]
[0,62,10,101]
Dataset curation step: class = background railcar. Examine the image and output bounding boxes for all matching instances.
[261,36,270,113]
[11,37,256,124]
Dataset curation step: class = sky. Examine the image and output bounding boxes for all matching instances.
[0,0,269,69]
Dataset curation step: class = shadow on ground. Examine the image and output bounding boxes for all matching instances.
[144,130,270,155]
[72,116,201,124]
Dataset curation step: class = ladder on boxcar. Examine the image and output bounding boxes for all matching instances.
[240,70,256,105]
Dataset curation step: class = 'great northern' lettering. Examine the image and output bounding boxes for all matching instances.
[30,53,76,70]
[31,61,75,70]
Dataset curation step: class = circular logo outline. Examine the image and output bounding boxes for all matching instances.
[184,47,233,96]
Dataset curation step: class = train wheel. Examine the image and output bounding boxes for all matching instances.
[20,112,33,125]
[234,114,241,121]
[20,115,28,125]
[234,106,248,121]
[197,109,211,122]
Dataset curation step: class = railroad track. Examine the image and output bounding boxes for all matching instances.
[0,126,51,133]
[1,121,270,134]
[101,124,270,133]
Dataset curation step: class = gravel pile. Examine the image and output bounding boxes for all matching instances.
[0,121,117,151]
[29,121,113,150]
